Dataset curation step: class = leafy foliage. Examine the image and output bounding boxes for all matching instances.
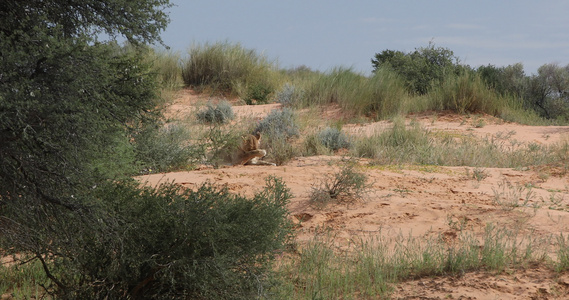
[477,63,569,121]
[372,42,464,95]
[4,177,292,298]
[244,83,273,105]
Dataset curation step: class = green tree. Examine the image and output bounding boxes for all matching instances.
[0,0,170,296]
[372,42,464,94]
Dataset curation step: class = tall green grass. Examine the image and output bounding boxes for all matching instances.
[0,258,50,299]
[148,48,183,89]
[428,72,506,115]
[299,67,409,119]
[181,41,280,98]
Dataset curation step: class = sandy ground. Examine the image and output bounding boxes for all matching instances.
[150,90,569,299]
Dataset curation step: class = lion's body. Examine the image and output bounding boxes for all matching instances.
[231,132,275,166]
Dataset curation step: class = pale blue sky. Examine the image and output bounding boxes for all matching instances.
[160,0,569,75]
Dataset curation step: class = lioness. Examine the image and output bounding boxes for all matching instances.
[232,132,276,166]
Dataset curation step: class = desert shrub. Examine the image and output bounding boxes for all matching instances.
[309,160,370,207]
[196,100,235,124]
[244,83,273,105]
[302,132,332,156]
[25,176,293,299]
[133,123,201,173]
[267,135,298,166]
[275,83,304,107]
[255,108,299,139]
[318,127,351,151]
[181,41,277,97]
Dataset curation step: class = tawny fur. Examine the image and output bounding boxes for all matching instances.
[232,132,275,166]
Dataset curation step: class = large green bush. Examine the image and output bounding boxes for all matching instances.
[16,177,292,298]
[372,42,464,95]
[476,63,569,121]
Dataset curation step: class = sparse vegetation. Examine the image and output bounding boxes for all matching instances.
[309,160,370,207]
[273,224,551,299]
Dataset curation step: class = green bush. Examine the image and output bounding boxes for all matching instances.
[318,127,351,151]
[24,177,293,299]
[244,83,273,105]
[196,100,235,124]
[372,42,464,95]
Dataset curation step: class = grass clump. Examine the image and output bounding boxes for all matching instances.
[352,117,569,168]
[300,67,409,119]
[429,72,507,115]
[196,100,235,124]
[181,41,278,98]
[310,160,370,207]
[148,48,183,89]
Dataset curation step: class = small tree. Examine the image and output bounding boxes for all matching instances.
[372,42,464,94]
